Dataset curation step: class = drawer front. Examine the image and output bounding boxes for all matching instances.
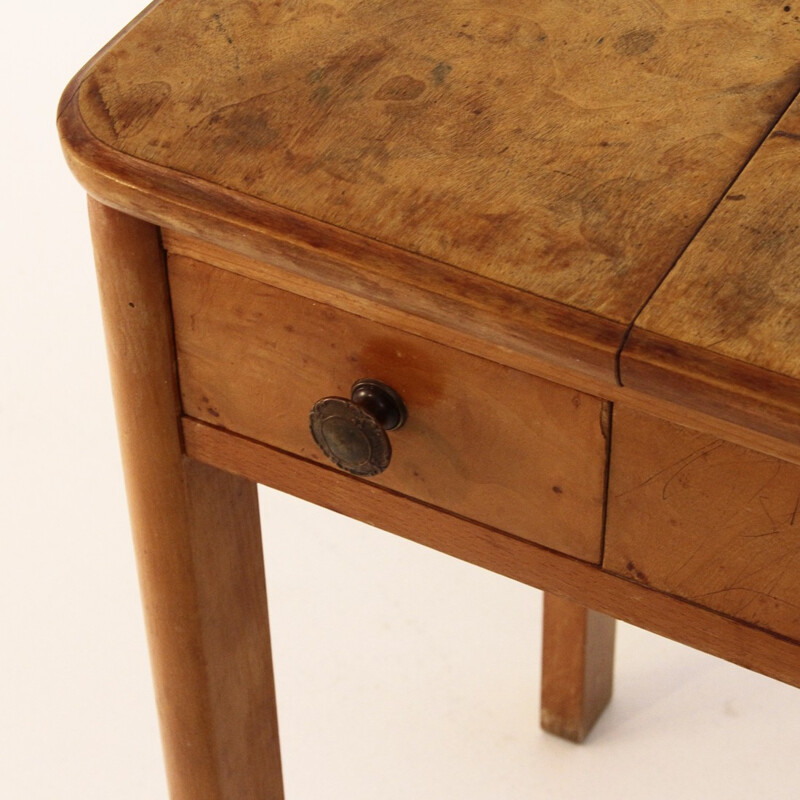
[605,406,800,640]
[168,254,608,562]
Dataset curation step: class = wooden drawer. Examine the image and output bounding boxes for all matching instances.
[168,254,609,562]
[605,406,800,640]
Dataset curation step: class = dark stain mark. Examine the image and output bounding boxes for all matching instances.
[597,37,605,45]
[185,94,279,155]
[614,29,658,56]
[323,44,389,88]
[457,21,475,41]
[128,302,135,308]
[88,78,171,139]
[772,129,800,141]
[241,164,267,187]
[207,407,220,418]
[456,211,521,252]
[312,85,332,104]
[307,68,326,84]
[432,62,452,85]
[552,485,563,494]
[626,560,649,584]
[212,12,234,45]
[187,94,205,112]
[375,75,426,101]
[727,194,747,201]
[784,5,792,11]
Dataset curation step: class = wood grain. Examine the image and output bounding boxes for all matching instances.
[605,406,800,642]
[621,96,800,448]
[631,99,800,382]
[58,91,625,387]
[183,417,800,689]
[541,594,615,743]
[59,0,800,450]
[88,201,284,800]
[72,0,800,324]
[168,254,609,562]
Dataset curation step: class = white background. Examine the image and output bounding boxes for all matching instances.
[3,2,800,797]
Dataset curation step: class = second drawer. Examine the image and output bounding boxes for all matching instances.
[605,406,800,640]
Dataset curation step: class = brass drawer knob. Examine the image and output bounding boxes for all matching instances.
[309,379,407,476]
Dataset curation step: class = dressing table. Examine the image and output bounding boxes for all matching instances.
[59,2,800,797]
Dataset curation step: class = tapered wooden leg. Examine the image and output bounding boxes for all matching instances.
[88,198,284,799]
[540,592,616,743]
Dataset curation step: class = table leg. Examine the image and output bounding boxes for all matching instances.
[88,199,284,799]
[540,592,615,742]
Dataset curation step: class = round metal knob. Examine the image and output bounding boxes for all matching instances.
[309,379,407,476]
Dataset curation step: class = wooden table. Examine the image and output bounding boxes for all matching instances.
[59,2,800,797]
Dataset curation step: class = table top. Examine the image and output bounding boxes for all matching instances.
[58,0,800,448]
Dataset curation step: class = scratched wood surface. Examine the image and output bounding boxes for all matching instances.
[605,407,800,642]
[168,254,609,562]
[72,0,800,323]
[621,97,800,445]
